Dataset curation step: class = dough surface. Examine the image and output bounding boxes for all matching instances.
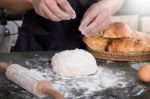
[51,49,97,77]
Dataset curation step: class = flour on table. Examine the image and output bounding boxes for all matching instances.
[131,62,148,71]
[25,57,145,99]
[30,66,128,99]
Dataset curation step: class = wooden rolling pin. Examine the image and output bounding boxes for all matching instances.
[0,62,64,99]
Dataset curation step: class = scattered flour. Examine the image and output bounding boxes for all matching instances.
[130,62,148,71]
[24,57,145,99]
[30,66,128,99]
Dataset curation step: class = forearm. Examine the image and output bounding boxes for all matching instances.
[0,0,33,13]
[99,0,124,15]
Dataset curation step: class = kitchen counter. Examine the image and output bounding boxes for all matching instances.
[0,51,150,99]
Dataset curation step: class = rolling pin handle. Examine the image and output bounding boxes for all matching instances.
[0,62,9,70]
[36,80,64,99]
[45,88,64,99]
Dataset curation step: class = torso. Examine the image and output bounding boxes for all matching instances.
[14,0,98,52]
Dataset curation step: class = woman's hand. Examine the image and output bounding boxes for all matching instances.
[79,2,111,36]
[29,0,76,21]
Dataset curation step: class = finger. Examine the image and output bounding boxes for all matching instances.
[79,10,93,32]
[44,0,71,20]
[86,17,110,36]
[80,4,97,24]
[97,11,111,32]
[79,8,99,32]
[98,17,111,32]
[83,12,109,35]
[34,3,50,20]
[36,9,49,19]
[81,15,101,35]
[41,2,61,21]
[56,0,76,19]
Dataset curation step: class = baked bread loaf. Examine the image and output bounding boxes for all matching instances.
[83,22,150,55]
[103,22,132,38]
[83,34,108,52]
[107,38,150,53]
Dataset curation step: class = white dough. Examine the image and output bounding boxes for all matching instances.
[51,49,98,77]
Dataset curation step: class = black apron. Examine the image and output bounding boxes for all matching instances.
[13,0,98,52]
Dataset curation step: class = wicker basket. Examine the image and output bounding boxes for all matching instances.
[88,48,150,62]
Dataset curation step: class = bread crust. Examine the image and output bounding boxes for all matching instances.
[83,34,108,52]
[107,38,150,53]
[104,22,131,38]
[83,22,150,54]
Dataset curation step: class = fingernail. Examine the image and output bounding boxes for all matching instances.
[65,16,71,20]
[79,26,83,31]
[72,14,76,19]
[79,25,86,31]
[64,14,71,20]
[70,11,76,19]
[81,29,87,35]
[70,14,76,19]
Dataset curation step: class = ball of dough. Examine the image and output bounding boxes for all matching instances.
[51,49,98,77]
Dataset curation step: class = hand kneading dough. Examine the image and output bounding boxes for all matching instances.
[51,49,97,77]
